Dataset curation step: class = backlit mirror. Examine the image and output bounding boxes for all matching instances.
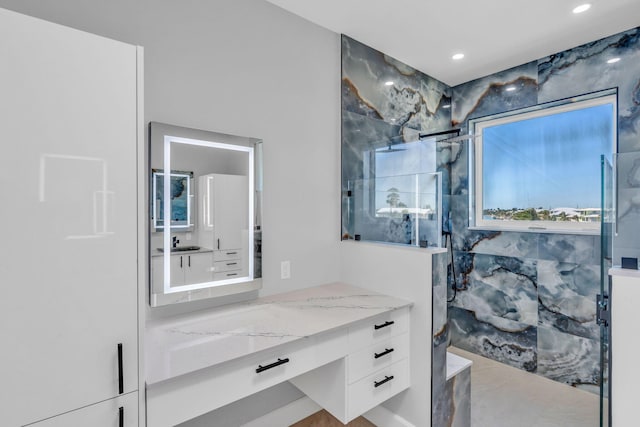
[149,122,262,307]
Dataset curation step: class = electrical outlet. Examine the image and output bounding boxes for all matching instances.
[281,260,291,279]
[185,232,192,241]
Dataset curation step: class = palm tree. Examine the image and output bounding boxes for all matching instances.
[386,187,400,208]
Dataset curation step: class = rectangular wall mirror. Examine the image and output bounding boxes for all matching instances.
[149,122,263,307]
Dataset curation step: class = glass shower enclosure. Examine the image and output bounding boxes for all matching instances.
[344,171,442,247]
[599,154,614,427]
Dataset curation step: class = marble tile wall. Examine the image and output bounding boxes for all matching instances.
[432,251,449,424]
[448,26,640,394]
[341,35,453,240]
[341,27,640,401]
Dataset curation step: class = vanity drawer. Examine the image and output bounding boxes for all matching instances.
[213,249,242,261]
[213,259,242,273]
[213,270,243,280]
[348,307,409,352]
[347,358,410,421]
[347,332,409,384]
[146,328,349,427]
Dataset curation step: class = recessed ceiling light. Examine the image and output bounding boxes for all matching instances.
[452,53,465,60]
[572,4,591,14]
[506,86,516,92]
[607,57,621,64]
[385,81,394,86]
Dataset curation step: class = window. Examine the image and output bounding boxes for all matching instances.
[470,91,616,233]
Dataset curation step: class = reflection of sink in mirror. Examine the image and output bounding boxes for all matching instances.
[157,246,201,253]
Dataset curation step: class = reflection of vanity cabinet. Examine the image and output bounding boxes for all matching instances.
[199,174,249,279]
[152,250,213,290]
[213,248,244,280]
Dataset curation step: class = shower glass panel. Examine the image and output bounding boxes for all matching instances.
[600,154,614,427]
[345,172,442,247]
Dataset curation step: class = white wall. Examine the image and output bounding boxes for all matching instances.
[0,0,341,424]
[0,0,341,297]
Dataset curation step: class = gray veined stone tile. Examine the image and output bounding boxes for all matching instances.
[449,139,469,196]
[433,252,448,338]
[537,28,640,153]
[449,306,537,372]
[341,35,452,133]
[469,231,539,259]
[341,110,403,182]
[537,260,600,341]
[613,188,640,252]
[449,195,500,252]
[452,62,538,126]
[449,367,471,427]
[451,254,538,327]
[616,151,640,190]
[537,326,601,392]
[538,234,599,265]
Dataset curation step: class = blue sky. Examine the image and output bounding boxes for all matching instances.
[482,103,614,210]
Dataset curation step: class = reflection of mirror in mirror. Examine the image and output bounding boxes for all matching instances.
[149,122,262,307]
[151,169,194,231]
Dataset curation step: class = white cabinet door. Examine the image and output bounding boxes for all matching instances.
[213,174,249,250]
[185,252,214,284]
[29,392,138,427]
[0,8,138,426]
[170,254,186,287]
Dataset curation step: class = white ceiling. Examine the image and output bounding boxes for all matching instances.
[265,0,640,86]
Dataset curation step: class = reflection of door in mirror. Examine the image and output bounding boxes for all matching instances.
[199,174,249,281]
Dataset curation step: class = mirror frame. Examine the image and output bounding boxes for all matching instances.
[148,122,262,307]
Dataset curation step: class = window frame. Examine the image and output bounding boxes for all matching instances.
[469,90,617,235]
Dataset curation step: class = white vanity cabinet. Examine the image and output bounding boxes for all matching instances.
[152,251,214,290]
[145,283,412,426]
[0,8,140,427]
[291,307,411,423]
[170,252,214,286]
[213,248,244,280]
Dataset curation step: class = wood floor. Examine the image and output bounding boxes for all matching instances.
[290,410,375,427]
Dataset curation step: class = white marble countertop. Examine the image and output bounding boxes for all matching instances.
[146,282,412,385]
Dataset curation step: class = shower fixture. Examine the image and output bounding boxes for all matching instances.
[419,128,480,144]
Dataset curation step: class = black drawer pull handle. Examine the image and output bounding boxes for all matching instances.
[226,262,237,266]
[227,273,238,277]
[374,348,395,359]
[119,406,124,427]
[256,357,290,373]
[117,343,124,394]
[226,251,238,255]
[374,320,395,330]
[374,375,395,388]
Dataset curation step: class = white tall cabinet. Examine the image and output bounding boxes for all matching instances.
[199,173,249,278]
[0,8,140,427]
